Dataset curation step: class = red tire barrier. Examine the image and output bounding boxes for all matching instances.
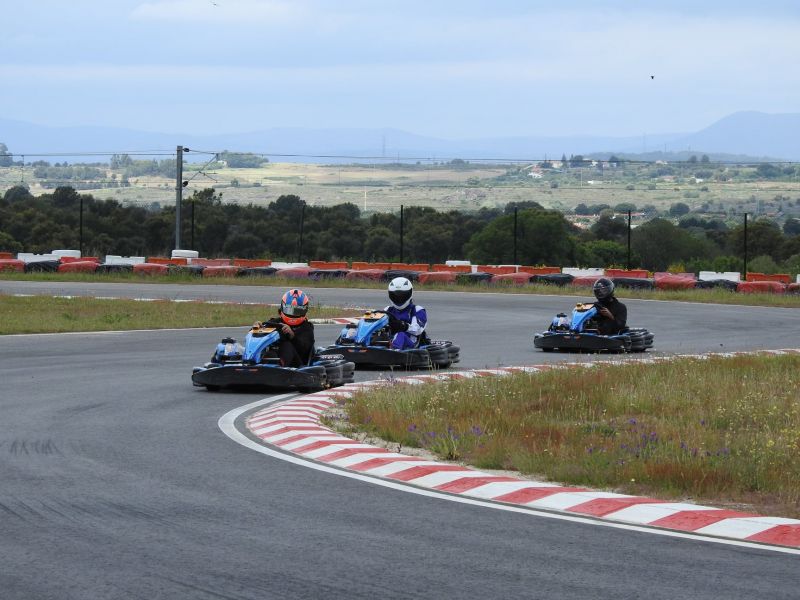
[133,263,169,276]
[570,275,598,287]
[201,265,243,277]
[345,269,386,281]
[0,259,25,272]
[275,266,313,279]
[737,281,786,294]
[418,271,458,284]
[0,252,14,259]
[490,272,533,285]
[654,273,697,290]
[57,260,99,273]
[351,262,392,270]
[787,283,800,294]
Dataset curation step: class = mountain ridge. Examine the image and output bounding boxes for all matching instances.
[1,111,797,163]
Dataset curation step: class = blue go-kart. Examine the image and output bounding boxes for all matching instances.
[317,311,460,369]
[192,322,355,391]
[534,303,654,353]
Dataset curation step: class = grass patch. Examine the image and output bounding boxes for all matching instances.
[0,294,359,334]
[335,354,800,517]
[2,272,800,308]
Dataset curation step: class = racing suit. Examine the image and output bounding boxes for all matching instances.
[384,303,427,350]
[266,318,315,367]
[595,296,627,335]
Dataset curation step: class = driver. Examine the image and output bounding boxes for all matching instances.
[261,289,315,367]
[592,277,627,335]
[384,277,427,349]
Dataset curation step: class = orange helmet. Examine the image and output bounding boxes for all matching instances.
[280,289,309,326]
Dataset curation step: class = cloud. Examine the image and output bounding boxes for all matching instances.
[130,0,305,24]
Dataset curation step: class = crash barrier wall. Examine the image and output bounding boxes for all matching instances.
[605,269,649,279]
[737,281,786,294]
[57,260,99,273]
[246,349,800,550]
[416,271,459,284]
[0,252,13,259]
[133,263,169,276]
[0,259,25,272]
[745,272,791,284]
[5,248,800,294]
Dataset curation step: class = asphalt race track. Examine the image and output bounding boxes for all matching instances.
[1,281,799,599]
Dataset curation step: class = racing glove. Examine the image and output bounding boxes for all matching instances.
[388,314,409,333]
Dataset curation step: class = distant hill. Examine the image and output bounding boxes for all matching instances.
[1,111,798,163]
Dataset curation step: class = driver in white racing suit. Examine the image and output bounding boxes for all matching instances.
[384,277,427,350]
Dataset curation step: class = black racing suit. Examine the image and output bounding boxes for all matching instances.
[265,318,315,368]
[595,296,627,335]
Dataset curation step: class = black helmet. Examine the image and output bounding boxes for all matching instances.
[593,277,615,301]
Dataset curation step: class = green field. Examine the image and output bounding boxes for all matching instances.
[4,161,800,218]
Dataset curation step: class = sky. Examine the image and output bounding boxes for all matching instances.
[2,0,800,140]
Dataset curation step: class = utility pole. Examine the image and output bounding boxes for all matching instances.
[175,145,187,250]
[297,202,306,262]
[399,205,404,263]
[79,195,84,256]
[626,209,632,270]
[743,212,748,281]
[513,207,518,264]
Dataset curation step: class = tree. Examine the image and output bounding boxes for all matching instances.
[783,218,800,236]
[728,219,783,259]
[631,218,717,271]
[669,202,690,216]
[0,143,12,167]
[466,209,576,266]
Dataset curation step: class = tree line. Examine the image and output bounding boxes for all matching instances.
[1,185,799,274]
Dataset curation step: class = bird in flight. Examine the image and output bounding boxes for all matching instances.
[650,75,654,79]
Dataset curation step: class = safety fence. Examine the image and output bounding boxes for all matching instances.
[1,250,799,294]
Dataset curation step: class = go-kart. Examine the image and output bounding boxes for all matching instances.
[534,303,654,353]
[192,322,355,391]
[317,310,460,369]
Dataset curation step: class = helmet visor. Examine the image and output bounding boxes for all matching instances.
[389,289,412,307]
[282,302,308,317]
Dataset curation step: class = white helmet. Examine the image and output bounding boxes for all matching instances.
[388,277,413,309]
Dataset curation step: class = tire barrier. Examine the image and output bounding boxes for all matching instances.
[530,273,575,286]
[695,279,739,291]
[202,265,243,278]
[382,269,421,282]
[3,250,798,295]
[275,266,313,279]
[345,269,386,281]
[0,259,25,272]
[455,272,493,284]
[239,266,278,277]
[309,269,350,280]
[168,264,205,276]
[24,260,60,273]
[490,272,534,285]
[654,273,697,290]
[57,260,99,273]
[132,263,169,276]
[737,280,786,294]
[96,263,134,274]
[611,277,655,290]
[417,271,458,284]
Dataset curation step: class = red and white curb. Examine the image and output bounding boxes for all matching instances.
[226,350,800,553]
